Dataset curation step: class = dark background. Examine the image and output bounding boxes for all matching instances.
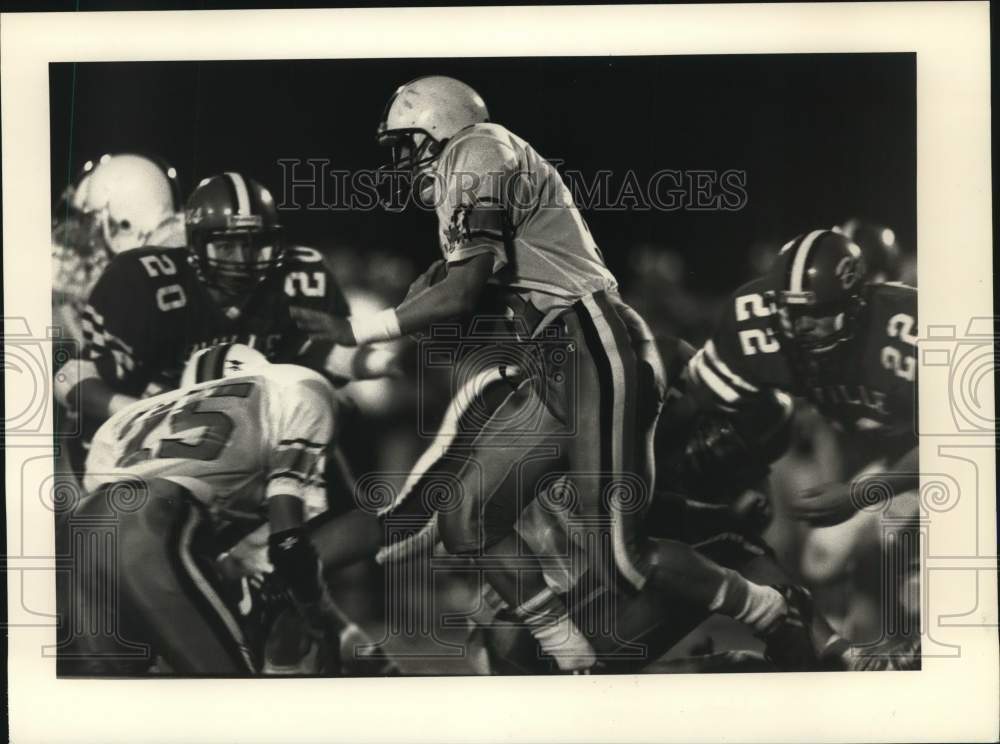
[49,54,916,294]
[41,50,921,674]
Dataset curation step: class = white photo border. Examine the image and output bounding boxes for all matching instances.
[3,3,996,742]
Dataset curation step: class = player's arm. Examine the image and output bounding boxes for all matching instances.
[279,246,403,382]
[684,287,777,417]
[292,252,493,345]
[53,255,159,423]
[292,137,512,346]
[264,376,342,632]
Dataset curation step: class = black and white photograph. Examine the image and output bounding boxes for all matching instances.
[3,4,997,743]
[47,49,923,677]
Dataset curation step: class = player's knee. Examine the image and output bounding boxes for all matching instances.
[437,510,481,556]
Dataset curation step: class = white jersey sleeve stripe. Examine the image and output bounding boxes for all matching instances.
[690,348,741,404]
[705,339,759,393]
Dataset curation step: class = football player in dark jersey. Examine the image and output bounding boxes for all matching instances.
[686,228,919,669]
[688,228,918,522]
[54,171,394,426]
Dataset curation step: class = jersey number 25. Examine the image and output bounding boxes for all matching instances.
[115,382,253,467]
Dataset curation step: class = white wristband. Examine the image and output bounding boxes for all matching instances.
[349,308,402,345]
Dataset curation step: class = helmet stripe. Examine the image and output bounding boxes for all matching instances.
[194,343,232,383]
[789,229,826,293]
[194,348,214,383]
[225,172,251,215]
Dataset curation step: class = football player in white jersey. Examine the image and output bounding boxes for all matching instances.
[293,76,807,672]
[78,344,349,674]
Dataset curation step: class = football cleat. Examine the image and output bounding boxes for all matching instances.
[761,585,822,672]
[339,624,401,676]
[262,606,341,676]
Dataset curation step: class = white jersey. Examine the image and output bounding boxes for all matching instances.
[84,363,336,523]
[432,123,618,312]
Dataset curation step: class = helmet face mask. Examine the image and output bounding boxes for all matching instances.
[198,229,284,297]
[377,127,440,175]
[776,301,852,354]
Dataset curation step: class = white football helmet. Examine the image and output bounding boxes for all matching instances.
[79,154,179,255]
[377,76,489,175]
[180,343,269,388]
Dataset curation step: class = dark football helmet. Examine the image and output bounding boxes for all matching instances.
[769,229,868,355]
[185,173,285,297]
[834,218,902,283]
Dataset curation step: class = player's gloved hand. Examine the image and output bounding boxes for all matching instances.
[268,527,342,643]
[787,481,857,526]
[291,307,356,345]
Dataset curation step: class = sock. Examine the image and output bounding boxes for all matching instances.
[708,568,787,635]
[516,589,596,672]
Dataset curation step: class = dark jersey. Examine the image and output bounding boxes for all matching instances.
[80,244,349,395]
[688,278,917,445]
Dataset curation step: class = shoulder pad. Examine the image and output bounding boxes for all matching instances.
[105,245,195,285]
[282,244,328,269]
[865,281,917,308]
[720,277,778,334]
[440,124,519,177]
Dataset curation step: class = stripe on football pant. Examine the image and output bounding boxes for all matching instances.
[579,293,647,591]
[176,505,256,671]
[788,229,826,294]
[225,172,252,215]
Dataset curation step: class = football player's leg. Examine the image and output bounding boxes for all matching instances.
[584,297,800,644]
[570,294,657,590]
[436,379,598,671]
[117,479,256,674]
[308,363,516,571]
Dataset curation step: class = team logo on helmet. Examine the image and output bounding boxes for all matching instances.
[835,255,862,289]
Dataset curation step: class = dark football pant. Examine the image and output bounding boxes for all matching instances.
[71,478,256,674]
[428,291,665,609]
